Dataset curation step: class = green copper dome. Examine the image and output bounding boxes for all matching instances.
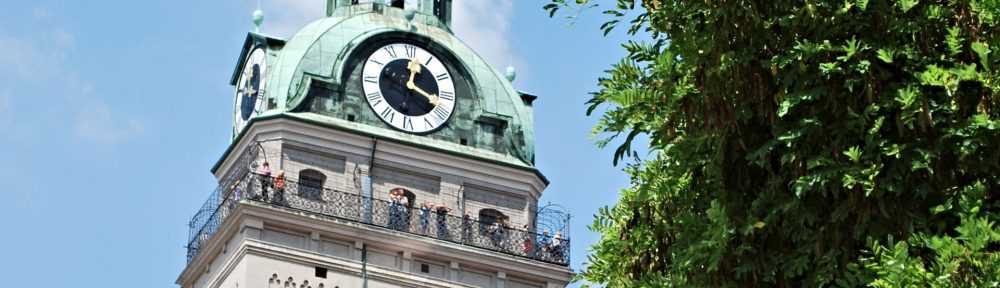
[250,3,537,168]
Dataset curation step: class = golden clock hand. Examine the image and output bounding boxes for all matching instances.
[241,68,258,96]
[408,83,439,106]
[243,82,257,96]
[406,58,421,88]
[407,58,421,75]
[405,58,439,105]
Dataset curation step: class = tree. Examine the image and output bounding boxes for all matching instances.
[544,0,1000,286]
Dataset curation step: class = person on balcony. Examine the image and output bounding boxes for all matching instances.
[502,217,512,248]
[551,230,564,263]
[231,181,243,203]
[462,211,473,244]
[487,219,500,247]
[388,189,402,230]
[258,162,272,201]
[435,204,452,239]
[398,190,410,230]
[273,170,285,205]
[419,201,433,235]
[522,224,533,255]
[223,181,243,219]
[538,229,552,261]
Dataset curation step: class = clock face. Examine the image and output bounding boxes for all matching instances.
[234,47,266,136]
[361,42,456,133]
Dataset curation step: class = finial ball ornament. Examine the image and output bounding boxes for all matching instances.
[253,9,264,28]
[505,66,516,82]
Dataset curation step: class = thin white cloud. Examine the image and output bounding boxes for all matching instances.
[254,0,325,38]
[0,17,74,80]
[0,20,144,147]
[451,1,517,74]
[46,27,75,51]
[0,25,73,143]
[0,30,62,78]
[72,98,146,146]
[0,90,10,134]
[63,75,146,146]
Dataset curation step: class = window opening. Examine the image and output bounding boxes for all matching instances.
[315,267,328,278]
[478,209,505,234]
[299,169,326,200]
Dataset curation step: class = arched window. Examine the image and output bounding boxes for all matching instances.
[298,169,326,200]
[478,209,505,234]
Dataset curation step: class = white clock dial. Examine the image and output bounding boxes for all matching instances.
[234,47,267,137]
[361,42,456,133]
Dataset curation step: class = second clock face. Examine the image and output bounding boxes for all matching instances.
[361,42,456,133]
[234,47,266,137]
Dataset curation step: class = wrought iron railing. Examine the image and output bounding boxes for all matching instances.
[186,173,571,266]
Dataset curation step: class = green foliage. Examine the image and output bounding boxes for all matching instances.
[545,0,1000,286]
[861,183,1000,287]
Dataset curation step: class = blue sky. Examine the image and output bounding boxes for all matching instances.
[0,1,640,286]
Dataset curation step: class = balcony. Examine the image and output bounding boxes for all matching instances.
[186,172,571,266]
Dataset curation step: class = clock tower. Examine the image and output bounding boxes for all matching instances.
[179,2,573,288]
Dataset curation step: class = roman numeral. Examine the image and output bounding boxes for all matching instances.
[402,116,413,130]
[424,118,434,129]
[439,90,454,101]
[432,105,450,120]
[380,106,395,122]
[404,45,416,58]
[364,75,377,83]
[384,46,397,58]
[425,56,434,66]
[366,91,383,105]
[368,59,384,68]
[435,73,450,81]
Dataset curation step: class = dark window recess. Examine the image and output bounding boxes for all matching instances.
[304,81,340,112]
[347,114,355,122]
[298,169,326,200]
[420,263,430,273]
[267,98,277,111]
[315,266,327,278]
[460,138,468,146]
[475,115,509,150]
[481,122,497,134]
[478,122,502,148]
